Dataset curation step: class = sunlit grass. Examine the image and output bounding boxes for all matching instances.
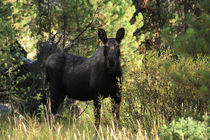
[0,107,154,140]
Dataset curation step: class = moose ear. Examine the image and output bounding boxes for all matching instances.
[98,28,108,44]
[116,28,125,43]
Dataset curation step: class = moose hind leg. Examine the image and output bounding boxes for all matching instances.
[94,98,101,129]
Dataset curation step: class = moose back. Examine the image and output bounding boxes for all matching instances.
[45,28,125,127]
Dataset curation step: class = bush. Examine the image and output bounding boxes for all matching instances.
[120,50,209,135]
[0,0,15,102]
[160,116,210,140]
[161,0,210,111]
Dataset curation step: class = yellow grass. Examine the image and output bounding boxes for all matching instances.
[0,111,156,140]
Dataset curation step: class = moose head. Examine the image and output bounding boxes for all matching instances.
[98,28,125,73]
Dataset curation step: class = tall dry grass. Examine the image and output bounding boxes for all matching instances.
[0,109,156,140]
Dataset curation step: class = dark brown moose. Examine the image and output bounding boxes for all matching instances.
[45,28,125,127]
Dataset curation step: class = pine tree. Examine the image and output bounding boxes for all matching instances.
[0,0,16,100]
[0,0,15,65]
[93,0,144,71]
[162,0,210,110]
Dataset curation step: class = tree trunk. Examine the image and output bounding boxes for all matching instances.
[62,8,67,48]
[48,0,51,40]
[184,0,189,31]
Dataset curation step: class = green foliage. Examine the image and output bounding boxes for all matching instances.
[95,0,143,73]
[163,15,210,56]
[161,0,210,111]
[0,0,15,62]
[161,116,210,140]
[120,51,208,135]
[1,0,209,138]
[199,69,210,110]
[161,0,210,56]
[0,0,16,100]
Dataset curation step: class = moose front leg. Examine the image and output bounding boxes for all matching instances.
[111,93,121,122]
[47,85,66,129]
[49,86,66,115]
[94,98,101,129]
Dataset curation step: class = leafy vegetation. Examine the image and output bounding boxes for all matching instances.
[161,115,210,140]
[121,51,208,135]
[0,0,209,139]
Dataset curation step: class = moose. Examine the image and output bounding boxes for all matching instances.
[45,28,125,127]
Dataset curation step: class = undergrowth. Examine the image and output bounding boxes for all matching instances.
[0,106,152,140]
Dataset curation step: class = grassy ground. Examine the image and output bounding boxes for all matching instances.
[0,115,151,140]
[0,102,154,140]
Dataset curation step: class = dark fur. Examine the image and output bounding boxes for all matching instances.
[45,28,125,127]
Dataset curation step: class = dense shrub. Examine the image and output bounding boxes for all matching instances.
[161,0,210,111]
[120,50,209,134]
[160,116,210,140]
[0,0,16,102]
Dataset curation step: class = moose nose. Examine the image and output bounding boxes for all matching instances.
[109,59,115,67]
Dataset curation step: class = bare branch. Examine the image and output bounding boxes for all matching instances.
[64,35,97,52]
[51,32,59,42]
[64,0,103,51]
[55,35,63,46]
[72,1,102,42]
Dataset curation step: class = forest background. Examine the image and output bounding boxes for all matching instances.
[0,0,209,139]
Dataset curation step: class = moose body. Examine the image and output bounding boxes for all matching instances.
[45,28,125,127]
